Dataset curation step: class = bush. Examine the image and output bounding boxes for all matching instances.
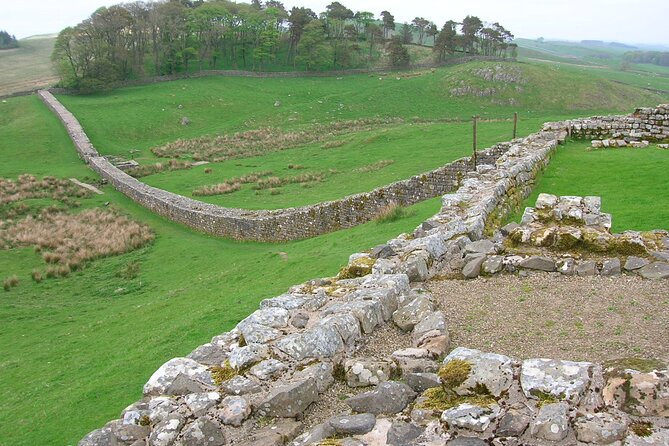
[375,203,412,223]
[3,275,19,291]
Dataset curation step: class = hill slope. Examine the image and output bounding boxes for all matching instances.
[0,35,57,96]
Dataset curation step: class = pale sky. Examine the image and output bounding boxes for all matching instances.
[2,0,668,46]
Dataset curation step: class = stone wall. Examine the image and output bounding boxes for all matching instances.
[38,89,508,242]
[544,104,669,142]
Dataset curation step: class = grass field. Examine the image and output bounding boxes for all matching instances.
[2,56,669,446]
[0,35,57,96]
[0,95,441,446]
[511,140,669,232]
[56,61,668,209]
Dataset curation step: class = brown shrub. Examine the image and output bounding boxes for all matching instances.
[151,118,405,161]
[3,275,19,291]
[192,182,242,197]
[1,208,154,272]
[127,159,192,178]
[0,175,91,207]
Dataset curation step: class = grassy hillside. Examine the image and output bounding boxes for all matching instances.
[0,35,57,96]
[0,95,440,446]
[55,60,668,208]
[515,38,669,92]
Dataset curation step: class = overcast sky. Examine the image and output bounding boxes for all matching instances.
[2,0,668,46]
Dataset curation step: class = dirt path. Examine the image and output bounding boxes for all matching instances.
[69,178,103,195]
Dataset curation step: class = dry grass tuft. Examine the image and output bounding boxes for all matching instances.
[193,182,242,197]
[354,159,395,173]
[152,118,405,161]
[127,159,192,178]
[0,208,154,275]
[374,202,413,223]
[0,175,91,208]
[3,275,19,291]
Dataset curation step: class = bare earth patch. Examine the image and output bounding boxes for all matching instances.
[427,274,669,363]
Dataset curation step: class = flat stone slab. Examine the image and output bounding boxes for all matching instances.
[521,358,592,404]
[443,347,515,397]
[637,262,669,280]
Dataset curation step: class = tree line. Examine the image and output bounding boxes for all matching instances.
[51,0,516,90]
[624,51,669,68]
[0,31,19,50]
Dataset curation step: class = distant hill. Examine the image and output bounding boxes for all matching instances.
[0,34,58,96]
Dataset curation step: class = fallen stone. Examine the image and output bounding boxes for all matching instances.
[637,262,669,280]
[149,415,185,446]
[184,392,220,417]
[412,311,448,343]
[441,403,501,432]
[188,343,228,366]
[249,359,288,381]
[624,256,650,271]
[346,381,416,415]
[500,222,520,236]
[292,362,334,393]
[521,358,592,404]
[651,251,669,262]
[290,311,309,329]
[604,368,669,417]
[576,261,598,277]
[406,372,441,393]
[228,344,270,370]
[238,420,302,446]
[219,395,251,427]
[370,244,396,259]
[418,335,451,358]
[273,324,343,360]
[404,253,430,282]
[175,418,226,446]
[392,348,439,374]
[144,358,215,397]
[386,420,425,446]
[574,411,629,444]
[535,193,558,209]
[519,256,556,272]
[326,413,376,435]
[465,240,496,255]
[148,396,179,424]
[257,378,319,418]
[529,402,570,442]
[496,403,531,437]
[557,258,576,276]
[482,255,504,275]
[443,347,515,397]
[220,376,261,396]
[462,256,486,279]
[601,258,621,276]
[323,300,383,334]
[345,358,393,387]
[392,295,435,332]
[624,428,669,445]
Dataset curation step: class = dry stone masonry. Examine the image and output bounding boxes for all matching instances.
[37,89,506,242]
[454,193,669,280]
[78,104,669,445]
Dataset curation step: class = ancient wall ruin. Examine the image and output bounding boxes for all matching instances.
[38,89,508,242]
[75,104,669,446]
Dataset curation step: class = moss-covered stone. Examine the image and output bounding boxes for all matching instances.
[416,386,497,411]
[604,358,667,374]
[210,362,238,385]
[629,421,653,437]
[337,257,375,279]
[438,360,472,390]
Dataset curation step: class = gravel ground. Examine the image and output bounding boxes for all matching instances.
[428,273,669,363]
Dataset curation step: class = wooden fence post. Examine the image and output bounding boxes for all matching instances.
[473,115,478,168]
[513,112,518,139]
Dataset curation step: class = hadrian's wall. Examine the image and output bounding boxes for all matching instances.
[544,104,669,142]
[38,89,508,242]
[76,106,669,446]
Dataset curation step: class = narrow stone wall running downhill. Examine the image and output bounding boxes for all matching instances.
[37,89,508,242]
